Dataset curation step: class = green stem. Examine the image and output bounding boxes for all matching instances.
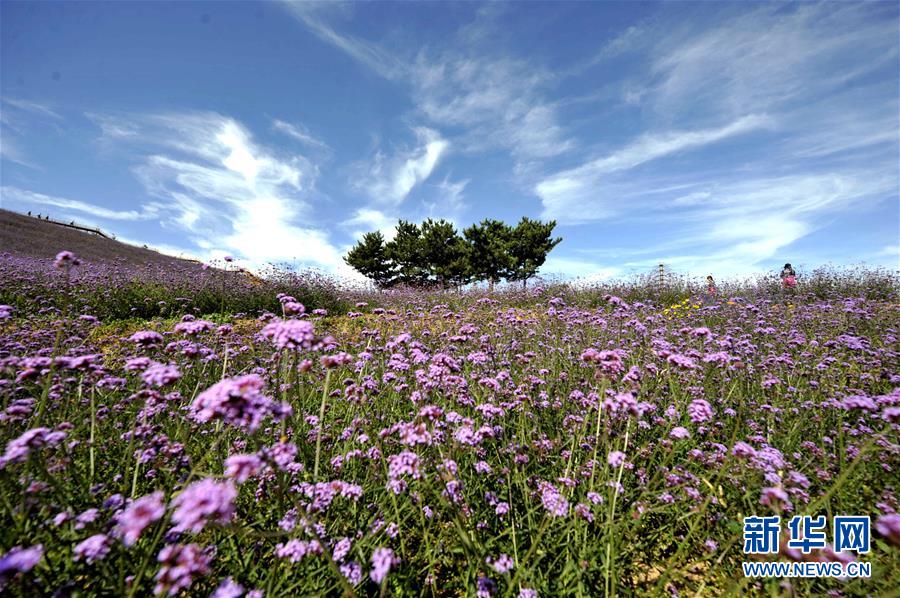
[89,384,95,483]
[604,418,631,597]
[313,369,333,482]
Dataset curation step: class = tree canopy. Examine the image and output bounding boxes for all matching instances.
[344,218,561,289]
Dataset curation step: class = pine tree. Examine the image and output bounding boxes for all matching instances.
[463,219,514,291]
[508,217,562,288]
[385,221,428,287]
[420,219,470,289]
[343,231,396,288]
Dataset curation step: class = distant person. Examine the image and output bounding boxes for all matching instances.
[27,211,31,216]
[780,263,797,290]
[702,275,717,305]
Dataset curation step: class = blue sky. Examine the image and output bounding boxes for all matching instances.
[1,1,898,281]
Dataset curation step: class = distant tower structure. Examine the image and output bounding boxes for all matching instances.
[658,263,665,289]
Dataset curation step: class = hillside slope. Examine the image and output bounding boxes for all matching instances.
[0,209,200,268]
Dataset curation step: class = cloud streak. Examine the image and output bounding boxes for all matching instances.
[272,119,331,151]
[85,111,352,273]
[355,127,449,207]
[535,114,771,222]
[1,186,159,221]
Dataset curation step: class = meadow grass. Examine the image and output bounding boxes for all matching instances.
[0,257,898,596]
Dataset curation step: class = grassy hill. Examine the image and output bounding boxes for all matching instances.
[0,208,200,268]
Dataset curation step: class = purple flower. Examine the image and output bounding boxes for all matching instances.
[261,319,317,351]
[54,250,80,268]
[702,351,731,366]
[75,508,99,529]
[875,514,900,547]
[170,478,237,534]
[666,353,697,370]
[487,553,514,574]
[174,320,215,336]
[670,426,691,440]
[539,482,569,518]
[388,451,422,482]
[841,395,877,411]
[115,491,165,546]
[519,590,538,598]
[224,454,264,483]
[370,547,398,584]
[212,577,245,598]
[191,375,276,432]
[731,442,756,458]
[0,427,67,469]
[760,487,792,511]
[687,399,713,424]
[340,561,362,584]
[883,407,900,424]
[275,539,322,562]
[0,544,42,585]
[73,534,112,563]
[154,543,212,596]
[607,451,626,467]
[141,363,182,388]
[282,301,305,316]
[477,576,496,597]
[130,331,164,348]
[124,356,153,371]
[333,537,352,562]
[580,349,626,375]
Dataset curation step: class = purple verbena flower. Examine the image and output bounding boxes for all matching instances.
[73,534,112,564]
[114,491,165,546]
[141,363,181,388]
[487,553,514,574]
[370,547,398,584]
[191,375,276,432]
[153,543,212,596]
[688,399,713,424]
[170,478,236,534]
[0,544,42,585]
[261,319,317,351]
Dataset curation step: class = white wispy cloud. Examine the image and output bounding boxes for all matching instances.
[281,3,574,163]
[343,208,398,242]
[0,137,39,169]
[616,171,897,276]
[411,52,574,160]
[1,97,65,169]
[280,1,406,80]
[0,186,159,221]
[535,114,771,222]
[422,176,468,223]
[355,127,449,207]
[272,119,330,151]
[1,98,62,120]
[645,3,898,121]
[86,111,352,274]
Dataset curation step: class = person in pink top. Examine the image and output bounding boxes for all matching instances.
[780,263,797,289]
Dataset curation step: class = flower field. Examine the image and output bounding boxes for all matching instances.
[1,253,898,596]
